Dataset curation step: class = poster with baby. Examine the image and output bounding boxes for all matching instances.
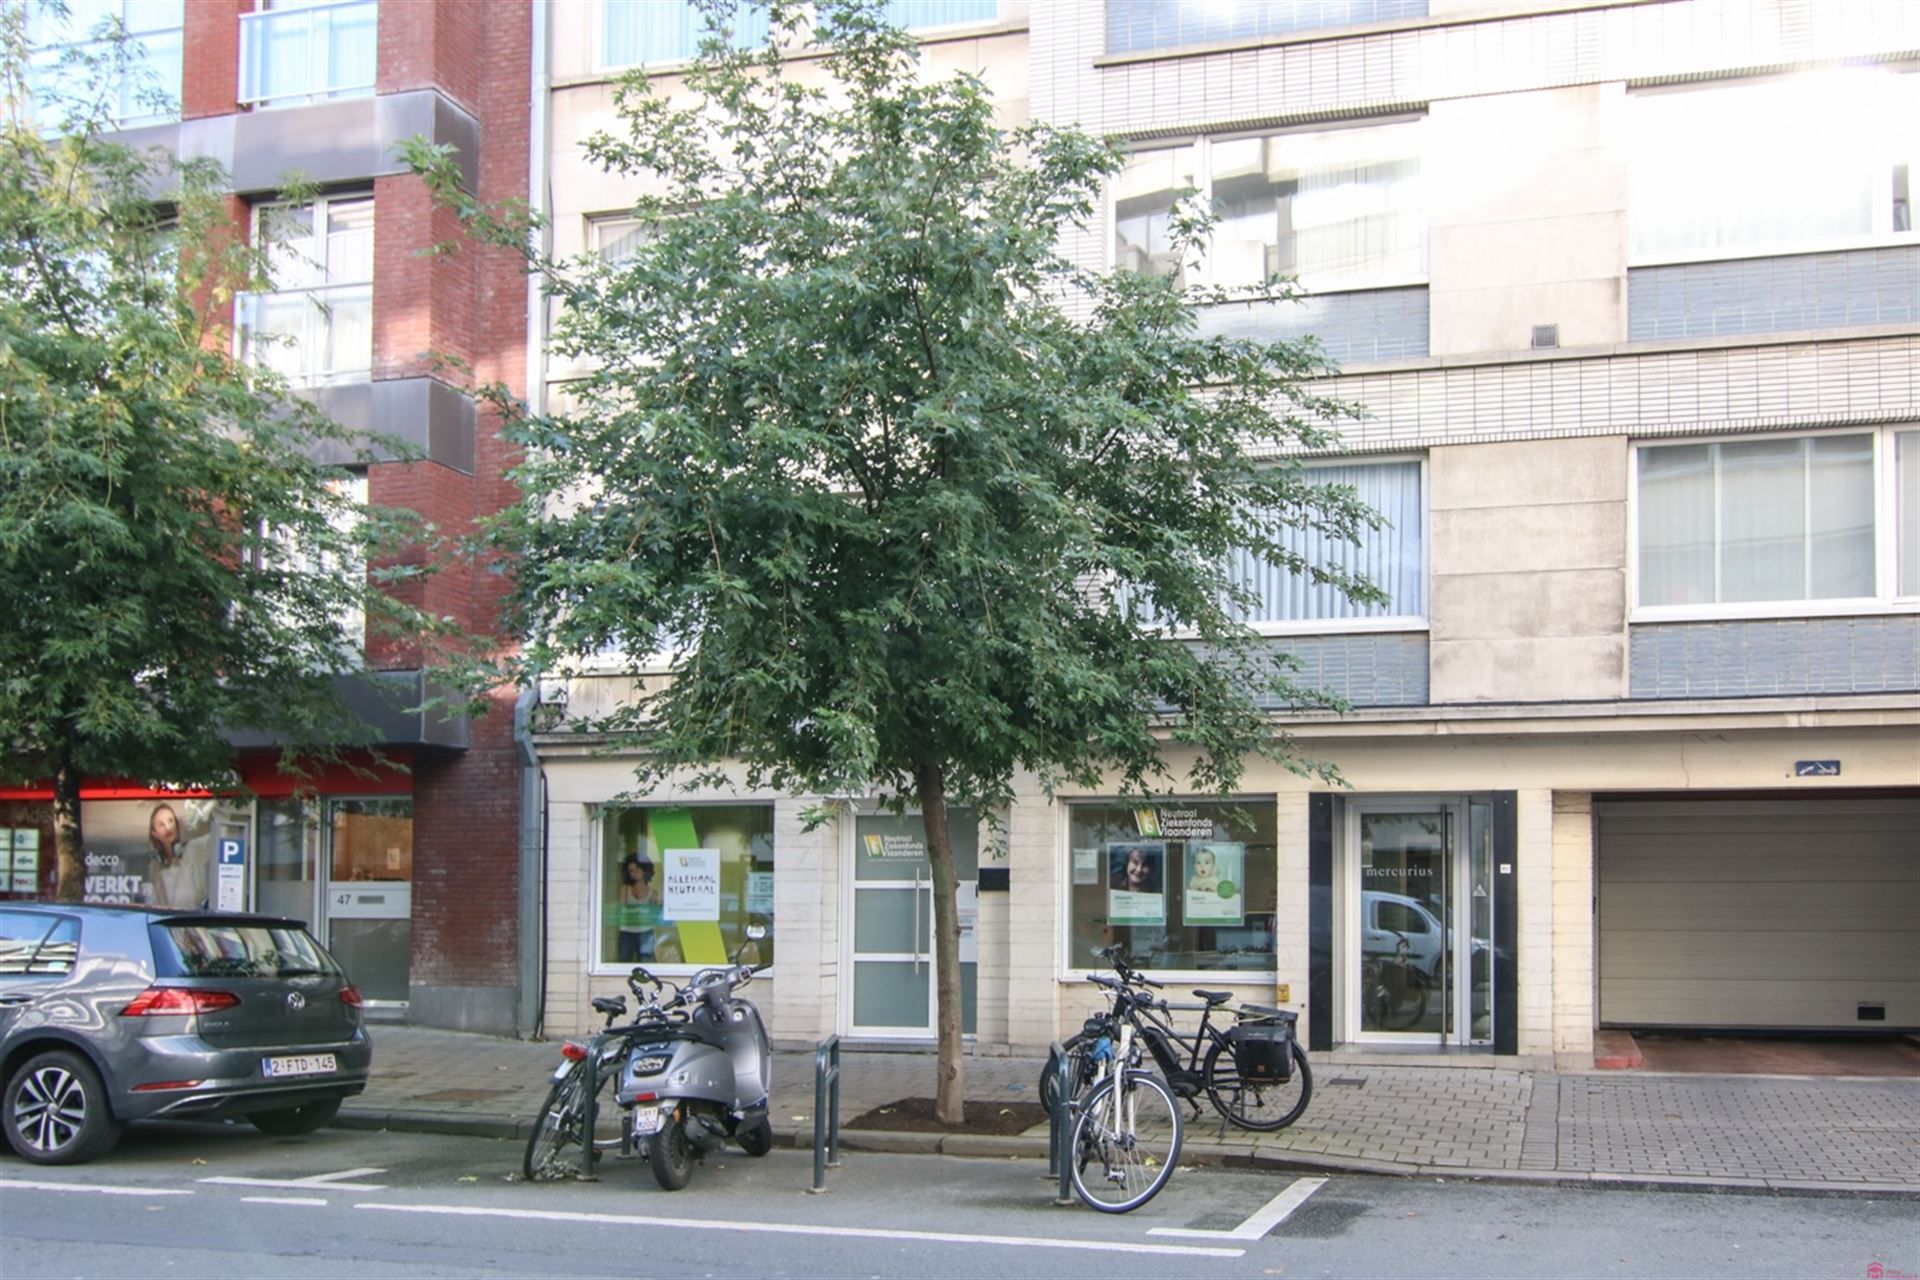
[1182,841,1244,925]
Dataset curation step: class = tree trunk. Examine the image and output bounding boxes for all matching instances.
[916,759,965,1127]
[52,756,84,903]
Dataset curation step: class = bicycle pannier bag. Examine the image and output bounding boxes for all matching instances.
[1229,1019,1294,1083]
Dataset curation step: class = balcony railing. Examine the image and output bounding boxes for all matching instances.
[236,284,373,386]
[239,0,377,109]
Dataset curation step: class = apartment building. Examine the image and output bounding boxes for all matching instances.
[531,0,1919,1064]
[2,0,536,1034]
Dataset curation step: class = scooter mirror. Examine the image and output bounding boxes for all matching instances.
[746,924,767,941]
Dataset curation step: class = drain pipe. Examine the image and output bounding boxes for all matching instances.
[515,0,553,1042]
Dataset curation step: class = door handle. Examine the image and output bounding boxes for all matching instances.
[912,869,923,974]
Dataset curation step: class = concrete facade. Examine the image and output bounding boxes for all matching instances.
[529,0,1920,1066]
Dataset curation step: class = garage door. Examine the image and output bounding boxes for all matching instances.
[1596,797,1920,1030]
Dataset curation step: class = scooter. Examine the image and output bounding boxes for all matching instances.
[618,930,775,1191]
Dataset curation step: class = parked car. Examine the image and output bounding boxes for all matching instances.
[0,904,371,1165]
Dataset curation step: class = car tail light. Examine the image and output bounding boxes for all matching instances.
[132,1080,206,1092]
[339,985,364,1008]
[122,986,241,1017]
[560,1041,587,1062]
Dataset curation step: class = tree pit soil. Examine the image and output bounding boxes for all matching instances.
[846,1097,1051,1136]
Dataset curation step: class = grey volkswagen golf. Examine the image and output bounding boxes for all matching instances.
[0,904,372,1164]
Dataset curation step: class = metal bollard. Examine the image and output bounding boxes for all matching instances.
[1047,1041,1073,1205]
[810,1034,842,1193]
[578,1032,604,1181]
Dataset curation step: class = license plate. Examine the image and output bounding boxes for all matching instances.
[633,1106,664,1137]
[263,1053,336,1079]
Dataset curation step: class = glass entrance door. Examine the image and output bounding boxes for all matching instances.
[846,811,978,1039]
[1348,800,1492,1045]
[325,798,412,1005]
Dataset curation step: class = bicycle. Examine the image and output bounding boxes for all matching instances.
[1043,946,1312,1134]
[1065,1005,1183,1213]
[524,967,682,1181]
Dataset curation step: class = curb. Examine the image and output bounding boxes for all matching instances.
[335,1110,1920,1202]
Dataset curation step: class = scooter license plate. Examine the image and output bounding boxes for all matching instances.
[633,1106,665,1137]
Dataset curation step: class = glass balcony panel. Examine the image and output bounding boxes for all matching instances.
[239,0,377,107]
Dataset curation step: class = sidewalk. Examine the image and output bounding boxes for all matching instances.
[339,1025,1920,1198]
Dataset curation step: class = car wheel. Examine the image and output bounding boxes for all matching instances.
[247,1098,343,1136]
[3,1049,124,1166]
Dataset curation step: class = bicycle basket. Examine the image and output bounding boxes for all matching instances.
[1228,1019,1295,1083]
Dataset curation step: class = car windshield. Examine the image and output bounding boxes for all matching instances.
[152,922,339,980]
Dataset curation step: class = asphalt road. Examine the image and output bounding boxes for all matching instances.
[1,1122,1913,1279]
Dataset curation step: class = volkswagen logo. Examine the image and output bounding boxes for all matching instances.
[286,992,306,1012]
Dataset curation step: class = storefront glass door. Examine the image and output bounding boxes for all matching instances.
[846,811,977,1039]
[1348,799,1492,1045]
[325,798,413,1005]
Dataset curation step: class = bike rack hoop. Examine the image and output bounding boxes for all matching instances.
[811,1034,842,1193]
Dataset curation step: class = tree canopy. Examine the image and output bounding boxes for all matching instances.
[407,0,1381,1118]
[1,6,435,898]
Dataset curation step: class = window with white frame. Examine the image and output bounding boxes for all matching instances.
[1229,459,1426,627]
[1630,69,1919,262]
[25,0,183,128]
[1634,428,1920,613]
[1106,0,1426,56]
[1115,119,1425,294]
[239,0,378,108]
[598,0,769,70]
[238,193,374,385]
[588,214,649,264]
[883,0,999,28]
[597,804,775,970]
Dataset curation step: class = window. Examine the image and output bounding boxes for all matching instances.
[1107,0,1427,57]
[599,0,770,70]
[25,0,183,128]
[588,214,649,264]
[1066,800,1276,975]
[884,1,999,29]
[237,194,373,385]
[153,921,338,979]
[1631,70,1920,262]
[598,805,774,970]
[1635,428,1920,614]
[239,0,378,108]
[0,912,79,975]
[1228,458,1425,627]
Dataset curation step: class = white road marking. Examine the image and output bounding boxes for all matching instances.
[241,1195,329,1207]
[0,1178,192,1197]
[356,1202,1246,1258]
[1148,1175,1327,1240]
[201,1166,387,1191]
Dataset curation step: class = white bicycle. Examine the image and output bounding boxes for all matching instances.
[1067,1009,1184,1213]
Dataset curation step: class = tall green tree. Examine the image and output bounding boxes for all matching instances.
[0,5,435,900]
[409,0,1380,1121]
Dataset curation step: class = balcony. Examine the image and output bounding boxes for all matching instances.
[239,0,377,109]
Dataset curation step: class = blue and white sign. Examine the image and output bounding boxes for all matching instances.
[216,836,247,912]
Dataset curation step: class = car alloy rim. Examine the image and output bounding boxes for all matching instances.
[14,1066,85,1153]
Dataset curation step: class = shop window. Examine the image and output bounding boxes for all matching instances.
[1066,800,1276,975]
[1635,429,1920,614]
[599,805,774,970]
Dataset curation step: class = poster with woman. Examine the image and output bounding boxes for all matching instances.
[1182,841,1245,926]
[1107,841,1166,925]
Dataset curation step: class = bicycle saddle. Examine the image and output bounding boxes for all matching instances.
[591,995,628,1016]
[1192,989,1232,1005]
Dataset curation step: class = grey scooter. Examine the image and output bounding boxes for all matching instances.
[618,940,774,1191]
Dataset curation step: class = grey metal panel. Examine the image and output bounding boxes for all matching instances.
[1255,631,1430,708]
[300,377,476,474]
[1197,287,1429,365]
[1628,248,1920,343]
[107,89,479,197]
[1629,617,1920,699]
[1596,798,1920,1029]
[223,669,470,751]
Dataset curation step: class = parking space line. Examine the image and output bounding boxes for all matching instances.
[1148,1176,1327,1240]
[0,1178,192,1197]
[241,1195,329,1207]
[356,1202,1246,1258]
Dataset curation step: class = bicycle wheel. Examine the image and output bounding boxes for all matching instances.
[1202,1038,1312,1132]
[1038,1033,1096,1113]
[1068,1070,1183,1214]
[523,1070,586,1180]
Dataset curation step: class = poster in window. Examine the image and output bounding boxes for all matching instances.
[1183,841,1244,926]
[1107,841,1165,925]
[662,848,721,922]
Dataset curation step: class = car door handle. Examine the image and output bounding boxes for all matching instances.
[0,995,33,1006]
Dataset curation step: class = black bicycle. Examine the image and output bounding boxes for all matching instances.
[1042,947,1312,1133]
